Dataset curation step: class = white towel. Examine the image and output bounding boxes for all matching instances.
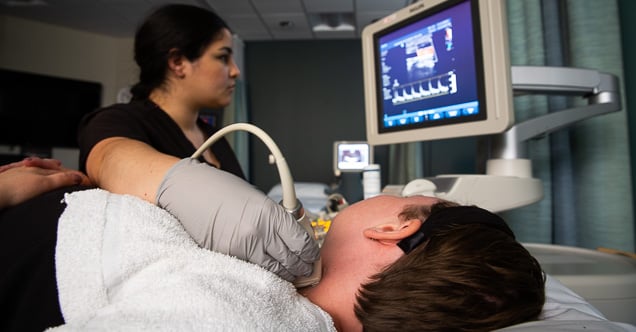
[50,189,335,331]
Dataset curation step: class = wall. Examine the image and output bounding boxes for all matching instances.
[0,15,136,105]
[245,40,368,192]
[0,15,135,168]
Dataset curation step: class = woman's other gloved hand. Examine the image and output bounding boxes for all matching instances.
[156,158,320,281]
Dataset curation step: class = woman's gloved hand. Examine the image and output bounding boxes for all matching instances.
[156,158,320,281]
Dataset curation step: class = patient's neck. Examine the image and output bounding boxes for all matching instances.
[301,270,364,331]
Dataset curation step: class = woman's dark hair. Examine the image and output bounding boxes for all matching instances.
[130,4,230,100]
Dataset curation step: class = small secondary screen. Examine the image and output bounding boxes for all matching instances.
[336,142,371,171]
[374,0,484,133]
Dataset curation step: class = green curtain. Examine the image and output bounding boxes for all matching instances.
[503,0,634,251]
[387,143,423,185]
[500,0,554,244]
[566,0,633,251]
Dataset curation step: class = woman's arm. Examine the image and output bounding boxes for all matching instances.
[86,137,180,202]
[86,137,320,281]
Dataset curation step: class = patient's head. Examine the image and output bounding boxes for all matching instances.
[355,201,545,331]
[303,195,545,332]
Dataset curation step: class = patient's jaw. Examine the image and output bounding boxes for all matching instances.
[302,195,439,331]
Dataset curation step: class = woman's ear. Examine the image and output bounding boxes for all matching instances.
[167,48,187,79]
[363,219,422,245]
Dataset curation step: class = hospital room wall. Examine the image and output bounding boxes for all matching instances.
[0,15,136,168]
[245,40,369,193]
[0,15,136,107]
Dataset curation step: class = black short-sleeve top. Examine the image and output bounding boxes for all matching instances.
[77,99,245,179]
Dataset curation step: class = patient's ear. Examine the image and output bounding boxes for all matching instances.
[363,219,422,245]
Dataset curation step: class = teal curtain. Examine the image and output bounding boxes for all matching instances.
[503,0,635,252]
[566,0,633,251]
[500,0,554,244]
[387,143,423,185]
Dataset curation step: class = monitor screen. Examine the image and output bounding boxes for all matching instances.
[362,0,513,145]
[333,141,372,175]
[0,69,102,149]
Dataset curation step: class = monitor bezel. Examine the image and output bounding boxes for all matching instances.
[361,0,513,145]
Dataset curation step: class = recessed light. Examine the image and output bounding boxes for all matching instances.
[309,13,355,33]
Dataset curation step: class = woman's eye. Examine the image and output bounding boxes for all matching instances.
[217,55,230,64]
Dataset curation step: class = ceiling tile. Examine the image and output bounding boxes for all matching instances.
[225,14,270,38]
[261,13,312,40]
[203,0,255,16]
[356,11,393,30]
[303,0,353,13]
[355,0,409,12]
[249,0,303,15]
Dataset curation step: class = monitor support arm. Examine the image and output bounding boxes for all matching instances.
[490,66,621,161]
[401,66,621,212]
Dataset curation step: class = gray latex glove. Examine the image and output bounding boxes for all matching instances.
[156,158,319,281]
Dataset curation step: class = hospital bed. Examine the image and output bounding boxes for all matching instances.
[52,188,636,331]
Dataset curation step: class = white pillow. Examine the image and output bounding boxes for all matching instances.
[498,275,636,331]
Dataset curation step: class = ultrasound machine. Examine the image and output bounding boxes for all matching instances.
[358,0,635,324]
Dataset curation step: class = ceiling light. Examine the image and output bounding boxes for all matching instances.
[313,23,354,32]
[309,13,355,33]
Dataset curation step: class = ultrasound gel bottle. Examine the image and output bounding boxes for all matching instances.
[362,164,381,200]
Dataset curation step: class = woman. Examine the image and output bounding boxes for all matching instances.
[79,4,243,194]
[1,5,317,331]
[78,4,318,281]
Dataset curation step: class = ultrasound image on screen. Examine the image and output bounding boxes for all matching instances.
[375,0,482,132]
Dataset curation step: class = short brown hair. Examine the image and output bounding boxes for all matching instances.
[355,203,545,332]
